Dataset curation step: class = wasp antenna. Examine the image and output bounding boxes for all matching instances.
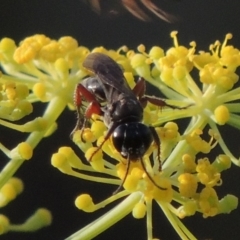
[113,157,131,195]
[140,158,166,191]
[149,126,162,171]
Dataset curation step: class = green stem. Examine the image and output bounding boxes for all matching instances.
[0,96,67,189]
[66,192,142,240]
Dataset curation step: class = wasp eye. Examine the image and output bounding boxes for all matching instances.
[112,123,153,160]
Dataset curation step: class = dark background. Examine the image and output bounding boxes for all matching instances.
[0,0,240,239]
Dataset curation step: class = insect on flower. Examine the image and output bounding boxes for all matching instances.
[71,52,184,193]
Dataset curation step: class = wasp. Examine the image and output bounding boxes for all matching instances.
[72,52,184,192]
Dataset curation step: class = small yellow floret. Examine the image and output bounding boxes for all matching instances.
[11,142,33,160]
[0,38,16,52]
[186,130,212,153]
[132,202,146,219]
[22,208,52,231]
[39,41,61,62]
[85,147,104,171]
[123,72,135,89]
[8,177,24,194]
[214,105,229,125]
[219,194,238,214]
[23,117,48,132]
[177,201,197,218]
[130,54,147,68]
[51,152,67,168]
[81,128,96,143]
[137,44,146,53]
[91,121,106,139]
[16,100,33,116]
[160,68,174,86]
[33,83,46,100]
[58,36,78,52]
[173,66,187,80]
[19,142,33,160]
[0,215,10,234]
[5,87,16,100]
[54,58,69,74]
[152,178,173,202]
[196,158,221,187]
[14,42,38,63]
[178,173,197,198]
[199,187,219,218]
[75,194,95,212]
[182,154,196,172]
[15,84,29,99]
[149,46,164,59]
[0,183,16,201]
[123,175,140,192]
[51,152,73,175]
[212,154,231,172]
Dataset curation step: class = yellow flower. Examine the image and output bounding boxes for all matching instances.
[0,32,239,239]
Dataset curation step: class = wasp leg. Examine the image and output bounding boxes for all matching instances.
[141,95,191,110]
[149,126,163,169]
[132,77,146,98]
[88,121,118,161]
[71,83,102,139]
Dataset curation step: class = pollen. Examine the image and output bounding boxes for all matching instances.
[13,42,39,63]
[39,41,62,62]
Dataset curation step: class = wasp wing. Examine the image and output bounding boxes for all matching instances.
[83,52,135,103]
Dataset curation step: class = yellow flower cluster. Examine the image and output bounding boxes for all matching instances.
[0,32,239,239]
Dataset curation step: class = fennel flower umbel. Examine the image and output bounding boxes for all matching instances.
[0,32,239,239]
